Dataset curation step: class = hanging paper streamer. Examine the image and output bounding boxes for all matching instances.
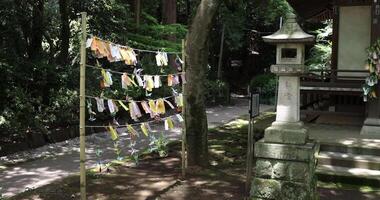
[87,100,96,121]
[101,69,113,87]
[140,123,149,137]
[134,69,144,87]
[154,75,161,88]
[110,43,122,61]
[129,101,142,121]
[141,101,153,118]
[107,99,117,114]
[144,75,154,92]
[175,93,183,107]
[149,100,158,114]
[96,97,105,112]
[167,74,174,87]
[118,100,129,112]
[107,126,119,141]
[127,125,139,137]
[121,73,137,89]
[156,51,168,66]
[176,114,184,122]
[164,99,175,109]
[156,99,166,114]
[172,75,180,86]
[164,117,174,130]
[86,38,93,48]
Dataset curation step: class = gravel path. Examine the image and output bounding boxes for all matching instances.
[0,98,271,198]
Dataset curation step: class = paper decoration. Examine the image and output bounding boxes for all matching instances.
[156,99,166,114]
[149,100,157,114]
[141,101,153,117]
[144,75,154,92]
[129,101,142,121]
[175,93,183,107]
[167,74,174,87]
[176,114,184,122]
[127,125,138,137]
[140,123,149,136]
[107,126,119,140]
[101,69,113,87]
[96,98,105,112]
[107,99,117,114]
[121,73,137,89]
[154,75,161,88]
[164,117,174,130]
[164,99,175,109]
[118,100,129,111]
[86,38,93,48]
[135,74,144,87]
[110,44,122,61]
[156,52,168,66]
[87,100,96,121]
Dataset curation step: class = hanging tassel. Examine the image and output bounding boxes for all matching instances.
[156,52,162,66]
[107,99,117,114]
[141,101,153,116]
[140,123,149,137]
[96,97,105,112]
[107,126,119,141]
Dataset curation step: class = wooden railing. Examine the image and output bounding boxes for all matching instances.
[301,69,369,82]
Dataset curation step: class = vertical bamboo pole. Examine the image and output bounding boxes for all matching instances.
[79,12,87,200]
[181,39,187,179]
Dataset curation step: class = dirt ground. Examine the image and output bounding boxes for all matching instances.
[9,116,380,200]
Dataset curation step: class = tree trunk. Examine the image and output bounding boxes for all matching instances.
[134,0,141,28]
[58,0,70,65]
[185,0,221,167]
[162,0,177,24]
[28,0,44,60]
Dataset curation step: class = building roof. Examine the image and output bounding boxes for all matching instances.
[287,0,333,20]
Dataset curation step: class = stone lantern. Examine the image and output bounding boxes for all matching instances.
[250,14,318,200]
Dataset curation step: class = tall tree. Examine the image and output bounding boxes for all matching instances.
[185,0,222,167]
[162,0,177,24]
[29,0,44,60]
[58,0,70,65]
[134,0,141,27]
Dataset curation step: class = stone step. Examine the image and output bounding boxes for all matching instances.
[317,152,380,170]
[316,164,380,186]
[320,142,380,156]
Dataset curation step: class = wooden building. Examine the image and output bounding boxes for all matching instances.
[288,0,380,135]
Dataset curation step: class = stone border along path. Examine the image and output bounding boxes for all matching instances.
[0,98,273,198]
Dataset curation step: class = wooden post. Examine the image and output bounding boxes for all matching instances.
[245,109,254,195]
[79,12,87,200]
[181,39,187,178]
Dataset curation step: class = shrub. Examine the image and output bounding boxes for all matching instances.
[250,74,278,105]
[204,80,230,105]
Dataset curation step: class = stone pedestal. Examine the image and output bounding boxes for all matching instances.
[251,140,319,200]
[361,89,380,135]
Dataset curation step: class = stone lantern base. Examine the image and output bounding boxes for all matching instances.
[250,128,319,200]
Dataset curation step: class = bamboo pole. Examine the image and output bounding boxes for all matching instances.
[79,12,87,200]
[181,39,187,179]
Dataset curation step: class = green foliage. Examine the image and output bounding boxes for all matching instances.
[250,74,278,105]
[306,21,332,70]
[149,133,169,157]
[205,80,230,105]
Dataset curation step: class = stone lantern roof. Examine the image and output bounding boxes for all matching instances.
[263,13,315,44]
